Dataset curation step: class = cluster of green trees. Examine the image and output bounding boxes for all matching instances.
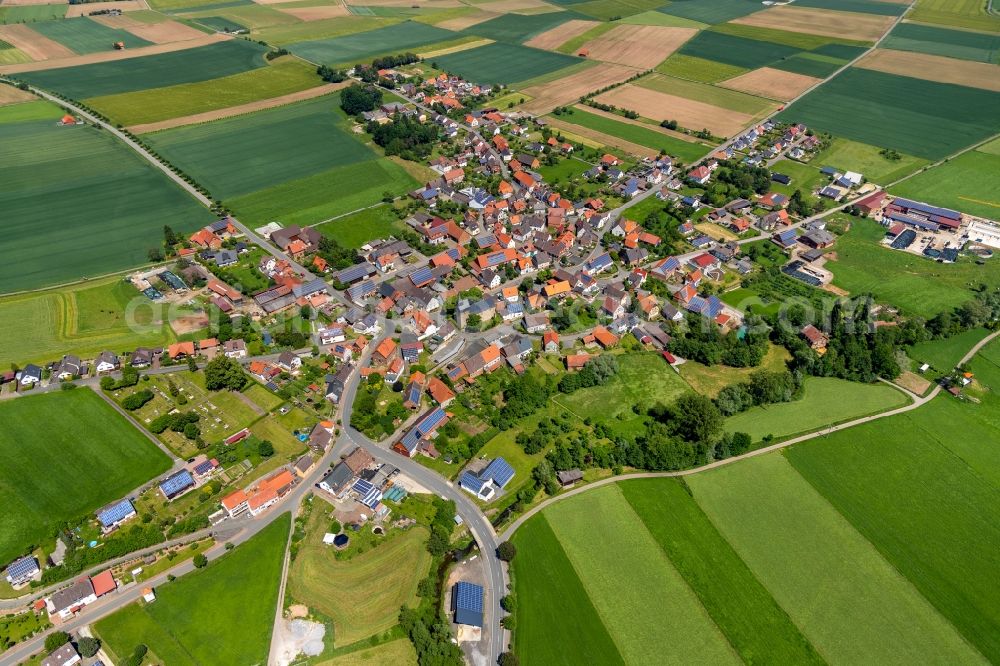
[149,410,201,442]
[924,288,1000,338]
[119,644,148,666]
[317,235,359,274]
[557,354,618,393]
[351,374,406,437]
[668,314,770,367]
[316,65,347,83]
[490,373,552,430]
[99,365,139,391]
[691,161,771,208]
[714,369,803,416]
[42,525,164,584]
[368,115,439,160]
[204,356,248,391]
[121,389,153,411]
[340,84,383,116]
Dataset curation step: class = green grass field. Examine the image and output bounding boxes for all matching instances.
[0,105,213,293]
[288,20,453,65]
[433,41,580,86]
[656,0,761,24]
[788,405,1000,662]
[794,0,905,15]
[463,10,578,43]
[771,52,849,78]
[87,57,321,127]
[617,9,706,28]
[813,137,929,184]
[0,4,67,24]
[95,515,289,666]
[511,515,624,665]
[907,327,990,371]
[229,157,418,227]
[0,389,172,564]
[288,505,430,646]
[890,149,1000,218]
[554,107,710,163]
[724,377,910,441]
[711,22,870,50]
[555,22,614,54]
[882,22,1000,64]
[636,73,777,115]
[145,94,374,199]
[655,53,749,83]
[566,0,665,21]
[314,205,405,249]
[620,479,823,665]
[554,352,689,436]
[545,485,739,664]
[827,217,1000,317]
[0,277,176,368]
[252,15,393,45]
[185,4,299,30]
[679,344,791,397]
[679,30,801,70]
[777,68,1000,160]
[909,0,1000,32]
[689,454,983,664]
[28,17,151,54]
[765,159,827,196]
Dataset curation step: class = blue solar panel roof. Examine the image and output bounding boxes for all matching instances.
[160,470,194,497]
[410,266,434,286]
[454,581,484,612]
[416,407,446,437]
[353,478,375,495]
[460,471,486,493]
[406,383,421,404]
[483,457,515,488]
[97,499,135,528]
[6,556,38,581]
[337,262,375,284]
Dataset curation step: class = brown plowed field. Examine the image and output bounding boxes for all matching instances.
[579,24,696,69]
[594,83,753,137]
[65,0,146,15]
[718,67,821,101]
[857,48,1000,92]
[93,15,206,43]
[521,62,635,114]
[523,18,598,50]
[0,33,227,73]
[731,6,894,42]
[0,24,75,61]
[128,81,347,133]
[0,84,36,105]
[276,4,349,19]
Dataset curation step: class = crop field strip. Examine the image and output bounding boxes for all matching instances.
[655,0,763,25]
[573,23,696,69]
[856,49,1000,93]
[26,17,152,54]
[549,0,663,22]
[593,83,755,138]
[655,53,748,83]
[16,38,269,98]
[85,57,323,126]
[0,102,214,292]
[889,149,1000,219]
[0,4,67,24]
[0,389,173,565]
[463,9,584,43]
[549,107,710,163]
[95,516,290,666]
[287,20,454,65]
[635,73,777,116]
[431,41,581,86]
[688,454,986,665]
[776,68,1000,161]
[729,5,896,42]
[882,22,1000,64]
[907,0,1000,32]
[544,485,741,664]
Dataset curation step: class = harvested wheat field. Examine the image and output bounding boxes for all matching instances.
[521,62,634,114]
[524,18,598,50]
[477,0,557,12]
[595,84,753,137]
[546,116,659,158]
[580,25,696,70]
[65,0,147,16]
[0,33,227,74]
[719,67,821,101]
[437,11,497,30]
[92,15,206,43]
[276,4,349,19]
[0,24,74,61]
[732,6,894,42]
[129,81,347,133]
[0,85,35,105]
[857,49,1000,93]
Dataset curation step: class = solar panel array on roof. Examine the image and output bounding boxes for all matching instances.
[97,499,135,528]
[159,470,195,498]
[415,407,446,437]
[347,280,376,302]
[891,229,917,250]
[460,471,486,494]
[482,457,515,488]
[193,460,215,476]
[893,198,960,221]
[409,266,434,287]
[336,262,375,284]
[352,478,375,495]
[6,556,38,583]
[406,383,421,405]
[453,581,484,627]
[160,271,186,290]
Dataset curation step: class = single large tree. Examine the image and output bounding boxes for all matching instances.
[203,356,248,392]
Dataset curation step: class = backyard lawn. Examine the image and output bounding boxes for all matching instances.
[314,204,406,249]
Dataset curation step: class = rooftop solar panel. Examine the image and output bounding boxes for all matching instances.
[353,478,375,495]
[483,457,515,488]
[159,470,194,498]
[410,266,434,286]
[97,499,135,528]
[6,556,38,581]
[455,581,484,612]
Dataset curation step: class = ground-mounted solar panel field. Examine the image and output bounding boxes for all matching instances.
[142,93,419,225]
[0,99,214,292]
[512,336,1000,663]
[0,389,172,565]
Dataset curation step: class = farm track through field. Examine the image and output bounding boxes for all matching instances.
[503,329,1000,540]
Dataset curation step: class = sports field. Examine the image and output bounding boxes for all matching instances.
[0,102,214,293]
[17,39,268,99]
[432,41,579,86]
[27,17,151,54]
[882,22,1000,64]
[553,107,710,162]
[890,149,1000,219]
[95,515,289,666]
[813,137,928,184]
[0,277,176,368]
[827,218,1000,317]
[288,504,430,646]
[0,389,172,565]
[908,0,1000,32]
[85,57,321,126]
[777,67,1000,160]
[288,20,453,65]
[724,376,909,441]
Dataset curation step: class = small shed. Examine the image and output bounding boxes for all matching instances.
[557,469,583,486]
